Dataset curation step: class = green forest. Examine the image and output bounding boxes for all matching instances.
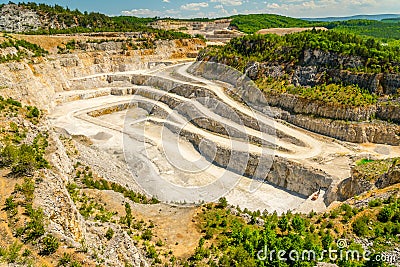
[229,14,312,34]
[202,30,400,74]
[184,194,400,267]
[228,14,400,42]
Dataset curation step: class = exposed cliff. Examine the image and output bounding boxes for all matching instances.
[244,49,400,95]
[0,4,42,32]
[0,38,204,110]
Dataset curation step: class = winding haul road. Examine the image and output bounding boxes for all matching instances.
[50,62,400,213]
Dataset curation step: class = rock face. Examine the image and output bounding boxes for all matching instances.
[0,39,204,110]
[376,164,400,189]
[0,4,42,32]
[241,49,400,95]
[279,112,400,145]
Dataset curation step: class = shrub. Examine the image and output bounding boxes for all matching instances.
[291,215,306,232]
[105,228,114,240]
[352,216,370,236]
[146,245,158,259]
[57,252,72,266]
[124,203,133,228]
[278,216,289,232]
[26,106,40,118]
[6,241,22,263]
[142,229,153,241]
[0,140,49,176]
[4,196,16,211]
[217,197,228,209]
[377,206,394,222]
[24,205,45,242]
[368,199,382,208]
[41,234,59,255]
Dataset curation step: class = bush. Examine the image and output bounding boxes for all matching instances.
[368,199,382,207]
[278,216,289,232]
[217,197,228,209]
[352,216,370,236]
[26,106,40,118]
[377,206,394,222]
[41,234,59,255]
[24,205,45,242]
[4,196,16,211]
[0,139,49,176]
[105,228,114,240]
[291,215,306,232]
[142,229,153,241]
[6,241,22,263]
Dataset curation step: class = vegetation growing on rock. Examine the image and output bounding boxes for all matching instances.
[184,195,400,267]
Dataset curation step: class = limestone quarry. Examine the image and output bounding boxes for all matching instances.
[0,9,399,266]
[0,34,398,207]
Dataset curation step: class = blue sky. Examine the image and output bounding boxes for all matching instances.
[2,0,400,18]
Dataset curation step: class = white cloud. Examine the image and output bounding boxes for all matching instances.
[121,8,163,16]
[266,3,280,9]
[180,2,209,10]
[162,0,170,3]
[210,0,243,6]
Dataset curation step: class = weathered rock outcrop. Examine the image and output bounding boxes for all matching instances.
[0,39,204,109]
[242,49,400,95]
[0,4,42,32]
[34,129,149,266]
[279,111,400,145]
[335,161,400,201]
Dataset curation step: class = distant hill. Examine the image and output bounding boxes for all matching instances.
[225,14,400,40]
[229,14,312,34]
[303,14,400,22]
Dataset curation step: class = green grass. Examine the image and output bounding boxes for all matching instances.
[353,158,400,182]
[356,158,375,166]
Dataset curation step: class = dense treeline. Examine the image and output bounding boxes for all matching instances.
[228,14,400,41]
[326,20,400,41]
[230,14,312,34]
[203,30,400,73]
[10,2,192,39]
